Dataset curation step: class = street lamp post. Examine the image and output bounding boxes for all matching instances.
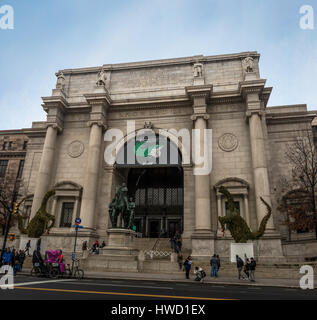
[72,217,82,276]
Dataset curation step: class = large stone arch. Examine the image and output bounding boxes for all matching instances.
[107,125,191,166]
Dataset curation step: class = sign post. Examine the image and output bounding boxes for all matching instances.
[72,218,83,276]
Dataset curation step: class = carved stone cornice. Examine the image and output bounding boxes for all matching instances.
[185,84,213,101]
[84,86,112,107]
[0,151,26,158]
[238,79,266,99]
[42,94,68,113]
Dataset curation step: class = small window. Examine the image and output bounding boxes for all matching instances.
[225,201,240,215]
[8,142,13,150]
[60,202,74,228]
[2,142,7,151]
[23,141,28,150]
[0,160,8,177]
[17,160,24,179]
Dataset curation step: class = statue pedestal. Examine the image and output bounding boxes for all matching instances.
[104,228,137,254]
[230,242,254,263]
[244,72,258,81]
[83,228,139,272]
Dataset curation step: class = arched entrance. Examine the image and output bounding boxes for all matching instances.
[127,167,183,237]
[115,132,184,238]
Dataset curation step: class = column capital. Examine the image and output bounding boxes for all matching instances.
[245,110,265,119]
[46,123,63,133]
[87,120,107,131]
[191,113,210,121]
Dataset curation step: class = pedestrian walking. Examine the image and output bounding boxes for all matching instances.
[25,240,31,256]
[183,256,192,279]
[36,237,41,252]
[32,249,46,274]
[10,249,16,268]
[216,254,221,274]
[100,241,106,248]
[170,234,176,252]
[236,255,245,280]
[249,257,256,282]
[18,250,26,271]
[210,254,219,278]
[2,248,12,266]
[177,252,183,270]
[244,258,251,280]
[12,250,21,276]
[82,241,87,251]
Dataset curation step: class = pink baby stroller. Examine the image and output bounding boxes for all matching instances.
[44,250,65,278]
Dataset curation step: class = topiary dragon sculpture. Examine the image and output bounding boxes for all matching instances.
[15,189,56,238]
[218,186,272,243]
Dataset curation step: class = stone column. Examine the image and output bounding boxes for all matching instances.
[186,84,213,258]
[248,111,274,230]
[192,114,212,233]
[79,122,104,230]
[217,195,222,229]
[243,194,250,227]
[30,125,59,218]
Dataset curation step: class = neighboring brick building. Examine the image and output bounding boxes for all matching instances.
[0,130,28,196]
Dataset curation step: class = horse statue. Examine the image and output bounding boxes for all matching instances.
[109,183,133,229]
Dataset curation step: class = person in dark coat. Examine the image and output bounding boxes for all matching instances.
[2,248,12,266]
[82,241,87,251]
[32,250,45,274]
[36,237,41,252]
[18,250,26,271]
[210,254,219,278]
[183,256,192,279]
[244,258,251,280]
[249,257,256,282]
[177,252,183,270]
[25,240,31,256]
[236,255,245,280]
[12,251,21,276]
[216,255,221,272]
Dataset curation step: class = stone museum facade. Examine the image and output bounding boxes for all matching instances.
[16,51,317,262]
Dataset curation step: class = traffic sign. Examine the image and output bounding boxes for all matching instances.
[75,218,81,224]
[73,225,84,228]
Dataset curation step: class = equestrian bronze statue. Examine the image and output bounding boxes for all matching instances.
[109,183,135,230]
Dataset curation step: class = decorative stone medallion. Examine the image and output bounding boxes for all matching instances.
[218,133,238,152]
[68,140,84,158]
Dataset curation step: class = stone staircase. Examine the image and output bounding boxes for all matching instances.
[20,238,317,280]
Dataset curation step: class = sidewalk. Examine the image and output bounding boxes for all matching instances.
[17,268,314,289]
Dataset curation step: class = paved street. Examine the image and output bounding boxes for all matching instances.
[0,275,316,300]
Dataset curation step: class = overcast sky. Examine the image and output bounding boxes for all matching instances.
[0,0,316,130]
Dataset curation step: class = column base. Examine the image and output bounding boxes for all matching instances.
[191,230,215,260]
